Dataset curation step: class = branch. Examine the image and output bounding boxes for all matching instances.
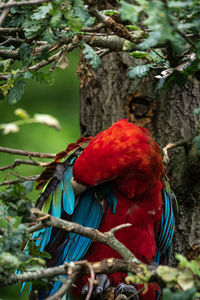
[28,50,63,72]
[0,0,50,9]
[0,27,22,33]
[176,29,197,50]
[0,175,39,186]
[45,264,80,300]
[1,258,154,287]
[0,0,14,27]
[88,5,134,42]
[82,23,105,32]
[0,159,49,171]
[0,33,134,61]
[30,208,138,262]
[0,146,55,158]
[85,262,95,300]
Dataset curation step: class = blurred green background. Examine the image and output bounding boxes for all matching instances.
[0,50,80,299]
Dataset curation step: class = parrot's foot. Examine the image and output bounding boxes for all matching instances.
[115,283,140,300]
[81,274,110,297]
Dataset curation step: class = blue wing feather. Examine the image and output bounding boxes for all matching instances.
[155,188,176,265]
[25,153,117,300]
[62,165,75,215]
[52,183,62,218]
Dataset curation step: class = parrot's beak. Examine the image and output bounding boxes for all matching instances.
[71,178,87,196]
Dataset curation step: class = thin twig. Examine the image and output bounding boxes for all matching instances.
[176,29,197,50]
[82,23,105,32]
[0,0,14,26]
[85,262,95,300]
[0,27,22,32]
[45,264,80,300]
[0,146,55,158]
[0,175,39,186]
[0,0,50,9]
[0,159,49,171]
[29,51,62,72]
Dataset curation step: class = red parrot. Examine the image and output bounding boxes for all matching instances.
[29,119,177,300]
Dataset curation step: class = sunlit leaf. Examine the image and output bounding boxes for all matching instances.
[83,44,101,70]
[127,64,153,79]
[31,3,52,20]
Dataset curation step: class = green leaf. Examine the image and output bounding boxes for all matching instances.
[0,76,14,96]
[157,265,178,283]
[6,76,25,104]
[154,77,168,94]
[162,287,197,300]
[168,1,194,9]
[125,25,139,31]
[194,108,200,115]
[43,28,57,44]
[119,0,142,24]
[127,64,152,79]
[50,10,62,28]
[177,271,194,291]
[0,252,20,270]
[130,51,149,59]
[83,44,101,70]
[176,254,200,277]
[100,9,120,16]
[33,71,55,85]
[19,43,32,67]
[139,31,162,49]
[22,19,44,38]
[67,15,83,31]
[0,59,13,72]
[31,3,52,20]
[23,71,33,80]
[23,181,34,193]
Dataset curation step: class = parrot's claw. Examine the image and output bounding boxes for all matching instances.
[114,283,140,300]
[81,274,110,297]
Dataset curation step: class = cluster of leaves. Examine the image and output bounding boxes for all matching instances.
[0,183,50,281]
[0,0,199,103]
[126,254,200,299]
[157,254,200,299]
[120,0,200,91]
[0,108,61,134]
[0,0,91,104]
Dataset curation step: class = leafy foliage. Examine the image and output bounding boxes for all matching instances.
[0,0,199,102]
[0,183,50,278]
[162,287,197,300]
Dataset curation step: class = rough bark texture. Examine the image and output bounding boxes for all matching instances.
[80,52,200,264]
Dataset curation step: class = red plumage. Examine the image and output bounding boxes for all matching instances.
[34,119,173,300]
[72,119,164,299]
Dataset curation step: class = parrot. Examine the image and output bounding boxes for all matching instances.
[27,119,177,300]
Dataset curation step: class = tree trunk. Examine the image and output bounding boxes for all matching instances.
[79,52,200,264]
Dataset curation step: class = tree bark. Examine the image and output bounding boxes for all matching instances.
[79,52,200,264]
